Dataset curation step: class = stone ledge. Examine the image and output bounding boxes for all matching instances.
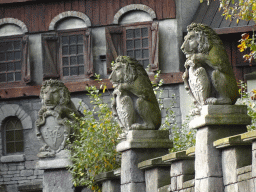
[183,179,195,189]
[1,154,25,163]
[95,171,120,183]
[18,181,43,192]
[113,168,121,177]
[186,146,195,157]
[241,130,256,142]
[190,105,251,129]
[158,184,169,192]
[162,151,194,162]
[238,172,252,182]
[237,165,252,175]
[138,156,171,170]
[214,134,251,149]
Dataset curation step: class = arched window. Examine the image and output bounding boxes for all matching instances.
[3,116,24,154]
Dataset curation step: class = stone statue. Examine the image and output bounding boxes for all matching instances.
[36,79,80,158]
[109,56,161,138]
[181,23,239,115]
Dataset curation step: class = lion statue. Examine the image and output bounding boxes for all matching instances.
[109,56,161,138]
[181,23,239,115]
[36,79,80,157]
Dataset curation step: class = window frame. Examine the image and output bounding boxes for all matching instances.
[2,116,24,155]
[123,22,153,69]
[0,34,27,87]
[58,28,93,82]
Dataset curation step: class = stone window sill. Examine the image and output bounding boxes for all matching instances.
[1,154,25,163]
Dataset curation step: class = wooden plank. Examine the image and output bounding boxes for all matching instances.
[237,19,249,27]
[99,0,107,26]
[155,0,163,20]
[85,0,93,25]
[162,0,168,19]
[92,0,100,26]
[215,26,255,34]
[168,0,175,19]
[202,0,219,26]
[148,0,155,11]
[106,0,114,25]
[44,2,52,31]
[229,0,239,28]
[37,3,46,32]
[78,0,86,13]
[65,0,72,11]
[72,0,80,11]
[24,3,32,33]
[193,1,209,24]
[210,4,224,28]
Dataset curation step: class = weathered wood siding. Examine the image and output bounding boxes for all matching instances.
[0,0,176,33]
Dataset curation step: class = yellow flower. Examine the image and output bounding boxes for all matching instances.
[237,41,247,52]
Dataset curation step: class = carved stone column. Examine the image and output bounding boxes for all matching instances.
[190,105,251,192]
[116,130,172,192]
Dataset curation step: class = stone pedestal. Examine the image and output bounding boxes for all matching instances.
[190,105,251,192]
[95,171,120,192]
[36,150,74,192]
[116,130,173,192]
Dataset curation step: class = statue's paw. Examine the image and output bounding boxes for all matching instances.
[190,108,201,116]
[205,97,218,105]
[39,144,50,152]
[130,123,154,130]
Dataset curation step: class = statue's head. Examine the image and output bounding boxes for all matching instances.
[181,23,221,57]
[109,56,148,87]
[40,79,70,109]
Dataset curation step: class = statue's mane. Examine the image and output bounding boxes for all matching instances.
[40,79,71,106]
[115,56,151,85]
[187,23,223,54]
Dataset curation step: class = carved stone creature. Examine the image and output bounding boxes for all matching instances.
[36,79,80,158]
[109,56,161,138]
[181,23,239,115]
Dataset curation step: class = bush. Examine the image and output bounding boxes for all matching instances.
[67,77,122,191]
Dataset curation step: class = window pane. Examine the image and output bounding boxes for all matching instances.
[14,41,21,50]
[135,39,141,49]
[0,74,6,82]
[78,35,83,44]
[7,73,14,81]
[7,63,14,71]
[14,52,21,60]
[63,67,69,76]
[0,42,6,52]
[142,28,148,37]
[62,46,69,55]
[70,56,77,65]
[78,55,84,64]
[63,57,69,66]
[79,66,84,75]
[0,53,5,61]
[126,40,134,50]
[62,36,69,45]
[15,141,24,152]
[6,131,14,141]
[126,29,134,39]
[6,42,13,51]
[15,62,21,70]
[0,63,6,72]
[7,52,14,61]
[70,67,78,76]
[15,72,21,81]
[142,49,149,58]
[135,28,141,38]
[78,45,83,54]
[127,51,134,58]
[135,50,141,59]
[6,142,15,154]
[70,35,77,44]
[143,59,149,68]
[70,45,77,55]
[15,130,23,141]
[142,38,148,48]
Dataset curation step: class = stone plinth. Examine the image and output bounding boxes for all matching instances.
[116,130,172,192]
[95,171,120,192]
[190,105,251,192]
[36,150,74,192]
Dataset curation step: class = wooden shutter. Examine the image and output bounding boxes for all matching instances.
[42,34,59,80]
[105,26,123,73]
[22,35,31,84]
[84,28,94,77]
[151,21,159,71]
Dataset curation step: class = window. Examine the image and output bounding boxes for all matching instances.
[106,21,159,73]
[3,117,24,154]
[0,35,30,86]
[42,29,93,81]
